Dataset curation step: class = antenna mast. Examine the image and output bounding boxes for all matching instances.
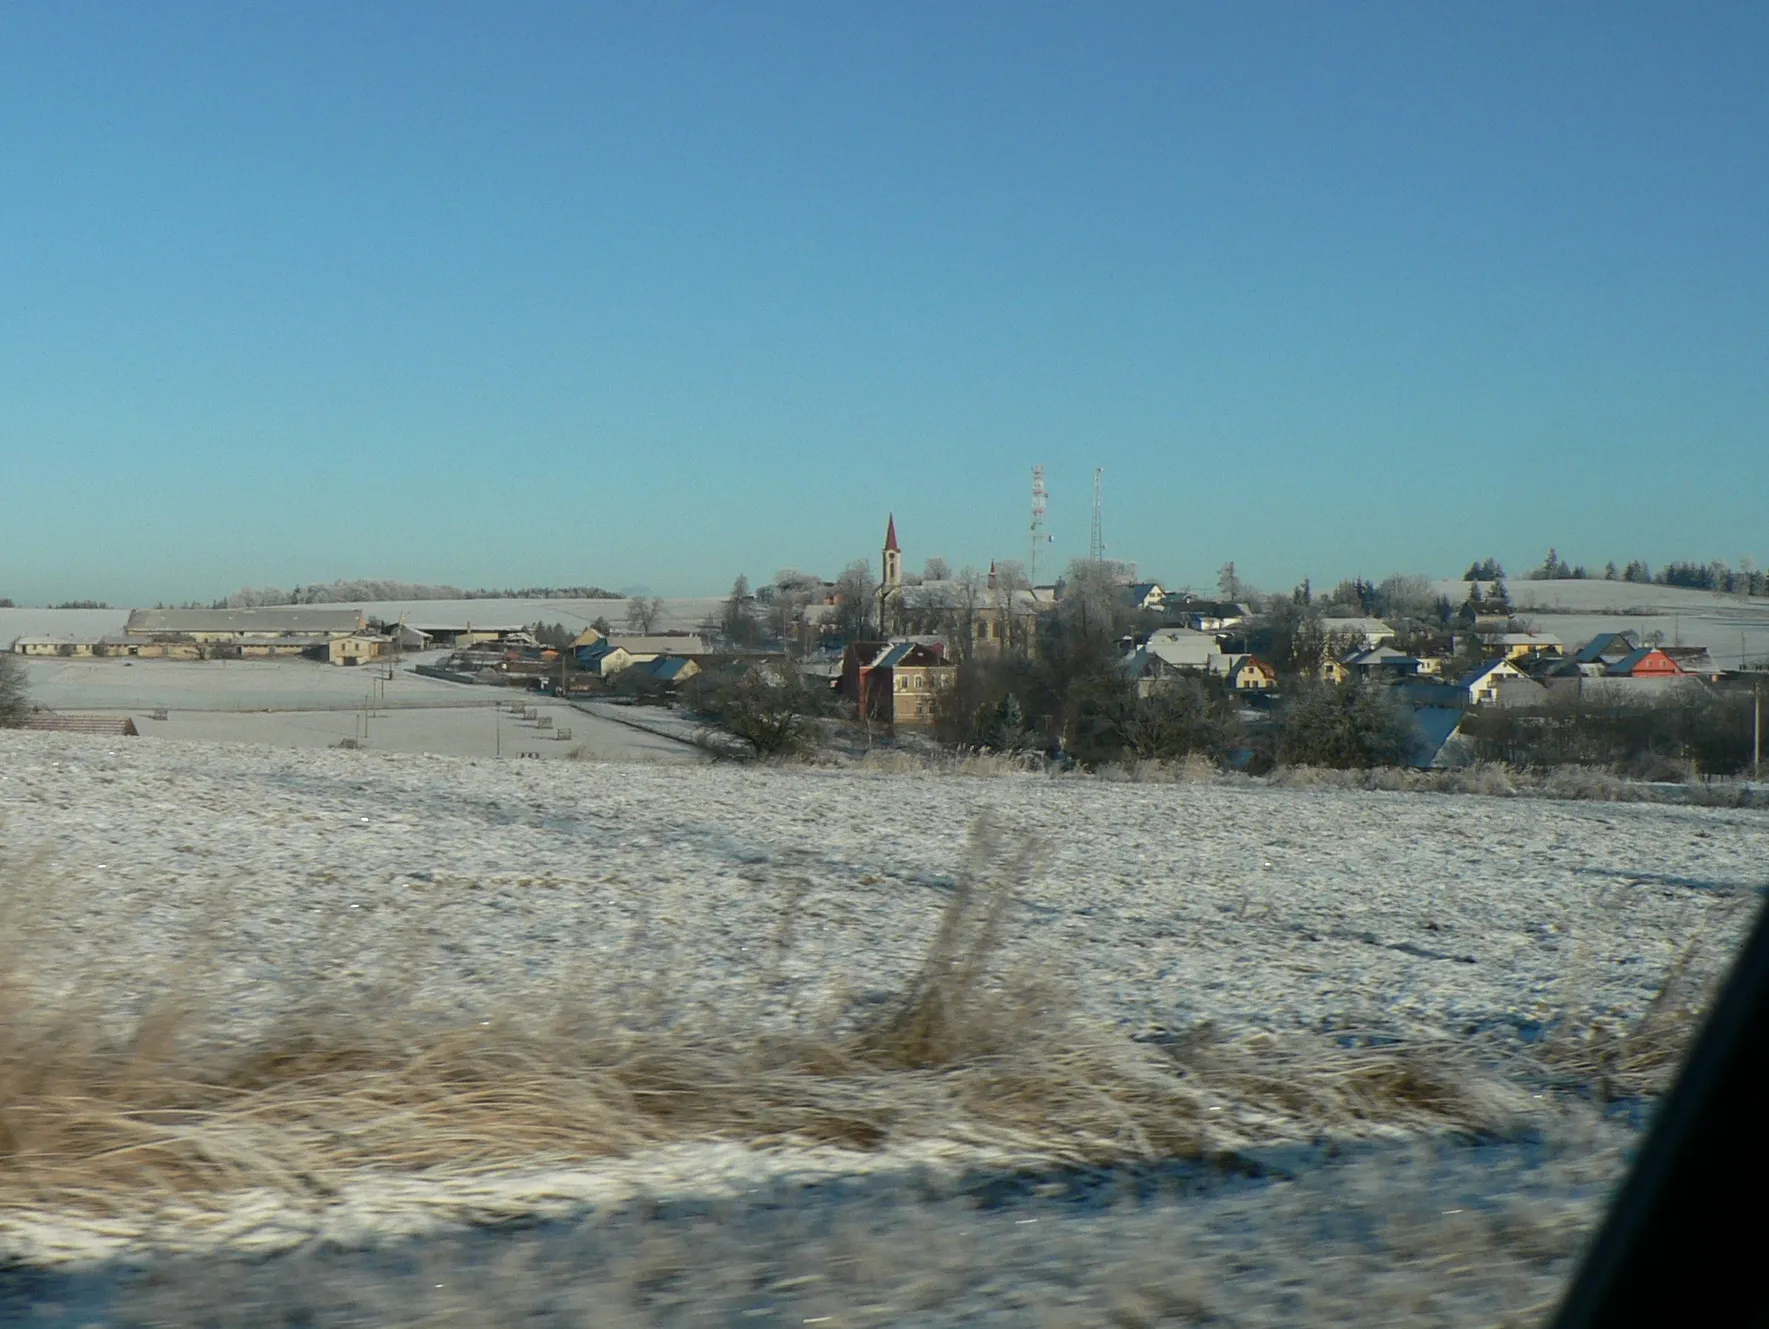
[1029,464,1050,583]
[1088,467,1106,564]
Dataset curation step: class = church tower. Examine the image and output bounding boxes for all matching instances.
[880,514,903,636]
[882,513,903,591]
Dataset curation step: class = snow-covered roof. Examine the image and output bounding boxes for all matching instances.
[126,607,365,635]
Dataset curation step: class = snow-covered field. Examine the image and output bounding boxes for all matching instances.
[13,657,703,762]
[6,730,1760,1053]
[2,730,1763,1315]
[1431,579,1769,668]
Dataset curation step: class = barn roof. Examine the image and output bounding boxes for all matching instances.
[126,607,364,635]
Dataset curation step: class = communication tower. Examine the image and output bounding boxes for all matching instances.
[1089,467,1106,564]
[1029,465,1051,583]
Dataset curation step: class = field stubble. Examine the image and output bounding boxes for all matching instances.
[0,735,1759,1325]
[0,821,1735,1242]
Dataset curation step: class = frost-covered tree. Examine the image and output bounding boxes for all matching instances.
[0,653,29,727]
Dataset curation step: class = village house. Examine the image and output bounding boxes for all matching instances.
[1572,632,1641,668]
[1457,657,1534,705]
[1317,617,1396,651]
[840,639,956,727]
[1343,644,1422,679]
[1605,647,1685,679]
[1480,630,1564,662]
[1124,582,1166,612]
[328,633,393,666]
[1662,646,1721,680]
[1174,600,1253,632]
[570,643,634,677]
[1226,657,1279,691]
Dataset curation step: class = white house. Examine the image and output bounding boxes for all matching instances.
[1457,657,1530,705]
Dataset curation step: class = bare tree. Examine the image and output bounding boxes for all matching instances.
[1057,559,1131,645]
[922,556,952,582]
[625,596,664,634]
[989,559,1032,653]
[0,652,28,727]
[833,560,878,641]
[721,575,760,647]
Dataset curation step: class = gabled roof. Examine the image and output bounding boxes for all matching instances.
[1661,646,1718,674]
[1607,647,1684,677]
[853,640,947,670]
[1574,631,1639,664]
[1345,644,1410,666]
[875,642,920,669]
[1482,631,1563,647]
[1457,657,1518,688]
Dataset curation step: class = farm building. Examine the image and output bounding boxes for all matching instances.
[12,636,97,656]
[124,608,367,641]
[111,607,386,665]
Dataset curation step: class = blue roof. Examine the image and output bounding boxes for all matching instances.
[1456,658,1510,687]
[1575,632,1635,664]
[650,656,695,680]
[876,642,919,668]
[1407,707,1466,768]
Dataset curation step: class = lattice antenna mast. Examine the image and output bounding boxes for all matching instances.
[1029,464,1051,583]
[1088,467,1106,564]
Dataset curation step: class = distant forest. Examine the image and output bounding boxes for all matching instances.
[213,581,626,607]
[1470,552,1767,596]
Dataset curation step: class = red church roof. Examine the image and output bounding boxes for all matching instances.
[884,514,900,552]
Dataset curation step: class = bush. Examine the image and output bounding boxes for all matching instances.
[684,668,827,758]
[1461,686,1755,776]
[1276,681,1414,769]
[1099,677,1240,764]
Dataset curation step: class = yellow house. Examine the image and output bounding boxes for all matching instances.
[329,634,392,666]
[1229,658,1279,691]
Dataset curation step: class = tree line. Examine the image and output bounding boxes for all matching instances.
[213,581,626,607]
[1494,550,1767,595]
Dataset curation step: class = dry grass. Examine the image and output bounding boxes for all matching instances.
[855,747,1048,778]
[0,819,1680,1246]
[1265,760,1760,806]
[1094,755,1225,784]
[1525,910,1741,1101]
[850,746,1761,807]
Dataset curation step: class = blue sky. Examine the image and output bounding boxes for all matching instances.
[2,3,1764,604]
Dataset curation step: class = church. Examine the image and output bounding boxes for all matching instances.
[876,514,1047,654]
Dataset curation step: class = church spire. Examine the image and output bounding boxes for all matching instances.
[881,513,903,604]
